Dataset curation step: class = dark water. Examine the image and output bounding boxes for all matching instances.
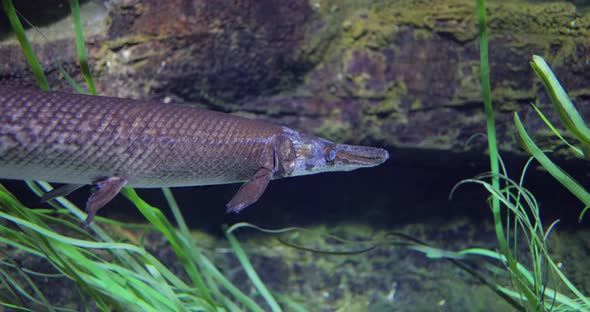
[4,148,585,232]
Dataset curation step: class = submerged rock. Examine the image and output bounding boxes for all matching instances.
[1,0,590,164]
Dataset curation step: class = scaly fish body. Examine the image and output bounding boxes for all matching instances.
[0,87,388,224]
[1,87,281,187]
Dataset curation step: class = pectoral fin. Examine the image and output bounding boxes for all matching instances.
[40,184,84,203]
[226,167,273,213]
[83,176,127,227]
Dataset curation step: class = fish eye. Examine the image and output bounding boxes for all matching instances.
[326,149,337,162]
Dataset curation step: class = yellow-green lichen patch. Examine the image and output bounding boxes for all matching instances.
[365,81,408,121]
[316,118,355,143]
[339,8,400,49]
[489,1,585,36]
[492,87,537,112]
[366,97,402,118]
[409,99,423,111]
[358,115,398,145]
[94,35,163,74]
[451,60,482,105]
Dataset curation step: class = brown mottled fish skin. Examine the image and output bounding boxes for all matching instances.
[0,87,389,225]
[0,87,282,187]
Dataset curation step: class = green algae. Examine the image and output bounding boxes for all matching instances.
[368,81,407,116]
[306,0,590,99]
[299,0,590,152]
[366,98,402,117]
[214,220,516,311]
[316,118,355,143]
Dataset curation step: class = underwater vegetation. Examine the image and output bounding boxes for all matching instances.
[0,0,589,311]
[439,1,590,310]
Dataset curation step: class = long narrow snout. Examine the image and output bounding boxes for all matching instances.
[332,144,389,169]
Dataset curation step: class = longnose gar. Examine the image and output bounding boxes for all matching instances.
[0,87,389,225]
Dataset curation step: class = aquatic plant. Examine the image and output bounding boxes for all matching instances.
[515,55,590,220]
[0,0,291,310]
[451,0,590,310]
[384,1,590,311]
[0,180,289,311]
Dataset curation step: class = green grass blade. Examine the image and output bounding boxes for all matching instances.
[58,66,89,94]
[119,188,216,308]
[68,0,97,95]
[161,188,229,305]
[1,0,49,90]
[0,302,33,312]
[224,226,281,312]
[29,181,161,281]
[162,188,190,238]
[6,2,87,94]
[0,185,212,311]
[514,113,590,211]
[0,211,144,252]
[0,266,54,311]
[462,247,590,310]
[477,0,506,251]
[530,55,590,147]
[198,256,265,312]
[143,264,187,312]
[274,294,309,312]
[531,103,584,156]
[124,188,274,311]
[580,207,590,222]
[475,2,539,306]
[476,2,546,307]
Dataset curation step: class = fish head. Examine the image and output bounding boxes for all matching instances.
[276,127,389,178]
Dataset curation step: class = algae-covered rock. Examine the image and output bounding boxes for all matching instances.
[298,0,590,156]
[1,0,590,158]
